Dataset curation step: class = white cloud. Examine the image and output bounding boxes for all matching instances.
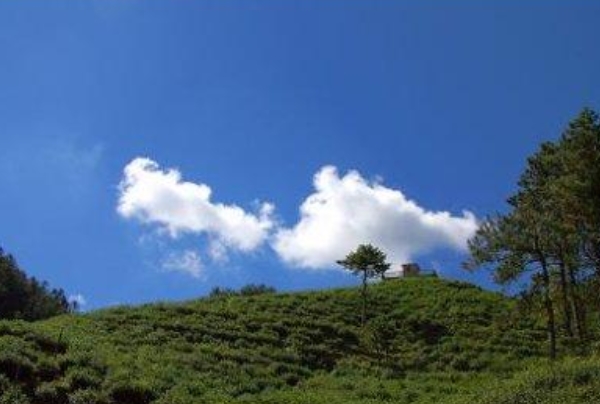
[117,158,478,273]
[272,166,478,269]
[161,250,203,278]
[117,157,274,256]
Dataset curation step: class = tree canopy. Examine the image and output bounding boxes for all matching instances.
[0,247,72,321]
[465,108,600,359]
[337,244,390,279]
[337,244,390,325]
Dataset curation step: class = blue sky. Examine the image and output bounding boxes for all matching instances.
[1,1,599,309]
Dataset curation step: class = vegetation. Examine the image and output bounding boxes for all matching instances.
[2,109,600,403]
[0,249,72,321]
[209,284,277,299]
[465,108,600,360]
[337,244,390,326]
[3,275,600,404]
[0,277,554,403]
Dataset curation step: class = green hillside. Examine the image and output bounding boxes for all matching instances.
[1,277,598,404]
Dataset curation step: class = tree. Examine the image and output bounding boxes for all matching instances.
[466,209,559,359]
[558,109,600,276]
[0,247,72,321]
[465,109,600,359]
[208,284,276,298]
[337,244,390,326]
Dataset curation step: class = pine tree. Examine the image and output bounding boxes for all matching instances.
[337,244,390,326]
[465,108,600,358]
[0,248,72,321]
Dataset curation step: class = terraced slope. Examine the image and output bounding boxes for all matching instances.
[0,278,580,404]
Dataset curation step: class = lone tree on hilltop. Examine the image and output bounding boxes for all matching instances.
[337,244,390,326]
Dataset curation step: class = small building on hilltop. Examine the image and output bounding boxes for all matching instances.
[384,263,437,280]
[402,263,422,277]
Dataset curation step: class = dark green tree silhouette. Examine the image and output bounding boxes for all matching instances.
[0,247,72,320]
[465,108,600,359]
[337,244,390,326]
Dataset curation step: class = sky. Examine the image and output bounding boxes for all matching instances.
[1,1,599,310]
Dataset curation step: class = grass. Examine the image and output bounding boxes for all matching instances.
[1,277,596,403]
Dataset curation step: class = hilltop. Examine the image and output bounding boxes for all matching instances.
[1,277,599,403]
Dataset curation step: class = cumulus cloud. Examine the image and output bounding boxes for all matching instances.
[161,250,203,278]
[117,158,478,274]
[117,157,274,255]
[272,166,478,269]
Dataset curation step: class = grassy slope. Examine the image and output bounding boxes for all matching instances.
[1,277,596,403]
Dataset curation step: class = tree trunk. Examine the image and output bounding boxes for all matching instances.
[361,270,368,327]
[567,261,586,340]
[558,259,574,337]
[540,254,557,360]
[595,243,600,279]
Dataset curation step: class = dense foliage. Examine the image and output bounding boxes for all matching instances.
[466,108,600,359]
[0,249,72,321]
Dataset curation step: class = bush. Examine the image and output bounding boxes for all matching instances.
[108,381,156,404]
[0,386,29,404]
[209,284,276,298]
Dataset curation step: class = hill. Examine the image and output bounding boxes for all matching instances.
[0,277,598,404]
